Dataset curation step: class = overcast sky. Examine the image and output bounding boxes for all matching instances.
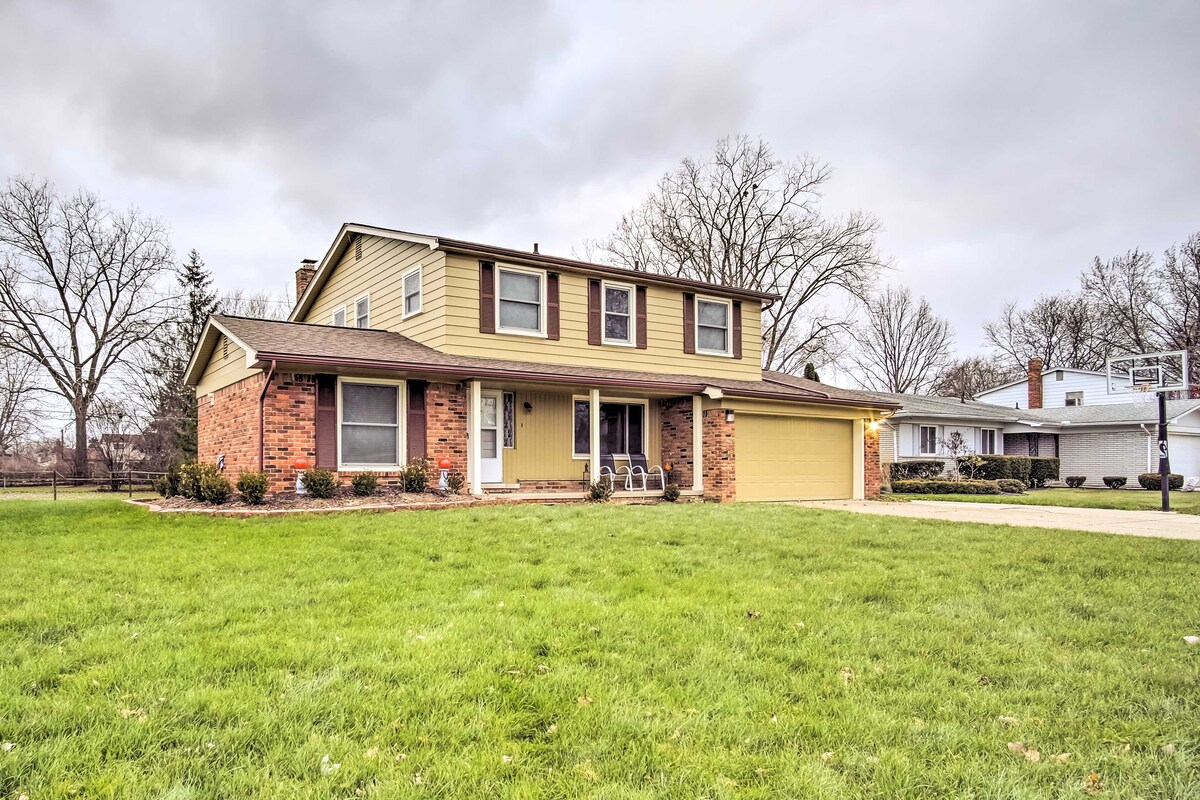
[1,0,1197,352]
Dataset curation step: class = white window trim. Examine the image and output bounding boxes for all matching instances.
[336,376,406,471]
[402,265,423,319]
[600,280,636,347]
[494,263,547,338]
[918,425,939,456]
[331,305,347,327]
[980,428,997,455]
[695,294,733,357]
[571,395,650,459]
[354,293,370,329]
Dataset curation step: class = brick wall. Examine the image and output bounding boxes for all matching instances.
[262,373,317,492]
[197,373,266,478]
[864,423,882,499]
[702,409,736,501]
[426,382,468,473]
[659,397,694,488]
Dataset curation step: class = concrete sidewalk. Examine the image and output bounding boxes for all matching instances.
[801,499,1200,540]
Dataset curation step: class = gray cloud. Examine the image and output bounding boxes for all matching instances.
[1,0,1196,353]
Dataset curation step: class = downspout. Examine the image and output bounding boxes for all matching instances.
[259,360,277,471]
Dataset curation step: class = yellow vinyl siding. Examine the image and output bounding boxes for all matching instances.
[303,236,447,347]
[736,414,854,501]
[440,255,762,380]
[195,335,258,395]
[499,390,662,484]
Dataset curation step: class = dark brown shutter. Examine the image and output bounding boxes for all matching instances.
[732,301,743,359]
[479,261,496,334]
[315,375,337,469]
[407,380,427,462]
[682,293,696,354]
[587,279,602,346]
[635,286,648,349]
[547,273,560,340]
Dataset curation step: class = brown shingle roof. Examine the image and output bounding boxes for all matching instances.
[204,315,895,410]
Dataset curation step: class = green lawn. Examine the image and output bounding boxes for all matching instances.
[892,487,1200,515]
[1,500,1198,798]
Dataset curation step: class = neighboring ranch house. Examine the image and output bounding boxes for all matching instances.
[872,358,1200,486]
[184,223,898,500]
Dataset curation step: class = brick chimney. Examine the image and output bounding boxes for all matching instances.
[295,259,317,299]
[1026,357,1044,409]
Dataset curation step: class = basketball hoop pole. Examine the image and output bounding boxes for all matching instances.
[1158,392,1170,513]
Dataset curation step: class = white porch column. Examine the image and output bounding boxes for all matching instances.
[853,418,866,500]
[691,395,704,492]
[589,388,601,484]
[469,379,483,496]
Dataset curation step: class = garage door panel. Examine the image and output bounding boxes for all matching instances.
[737,415,853,501]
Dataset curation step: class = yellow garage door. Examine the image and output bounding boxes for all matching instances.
[736,414,854,501]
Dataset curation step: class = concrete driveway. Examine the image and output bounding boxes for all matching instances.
[802,500,1200,540]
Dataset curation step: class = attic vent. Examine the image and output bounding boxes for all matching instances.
[354,234,362,261]
[221,337,229,360]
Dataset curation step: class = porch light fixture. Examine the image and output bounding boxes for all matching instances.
[724,409,734,423]
[523,401,533,412]
[868,420,880,432]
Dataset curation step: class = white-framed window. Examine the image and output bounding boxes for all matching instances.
[403,266,422,318]
[1065,391,1083,407]
[331,306,346,327]
[602,281,634,346]
[980,429,997,455]
[918,425,939,455]
[354,294,370,329]
[696,296,732,356]
[496,265,545,336]
[572,398,647,458]
[338,378,404,469]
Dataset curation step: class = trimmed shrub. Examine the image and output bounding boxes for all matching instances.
[445,470,465,494]
[997,479,1025,494]
[301,467,340,499]
[351,472,378,497]
[1064,476,1086,489]
[236,471,269,504]
[401,460,428,493]
[1103,476,1127,489]
[199,470,232,504]
[968,455,1032,485]
[155,468,181,498]
[1029,457,1061,488]
[1137,472,1183,491]
[588,479,614,502]
[662,483,681,502]
[892,479,1002,495]
[889,460,944,481]
[179,462,222,500]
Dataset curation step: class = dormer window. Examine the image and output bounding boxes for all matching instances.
[602,282,634,345]
[496,266,544,335]
[696,297,732,355]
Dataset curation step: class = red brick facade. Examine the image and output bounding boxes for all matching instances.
[864,423,882,499]
[262,373,317,492]
[425,382,468,473]
[197,373,266,479]
[658,397,694,488]
[701,409,736,501]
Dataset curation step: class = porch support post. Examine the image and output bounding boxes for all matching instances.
[691,395,703,492]
[469,379,483,496]
[589,388,601,485]
[853,419,866,500]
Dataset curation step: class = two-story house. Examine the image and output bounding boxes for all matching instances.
[183,223,898,500]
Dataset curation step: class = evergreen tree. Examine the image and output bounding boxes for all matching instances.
[803,362,821,382]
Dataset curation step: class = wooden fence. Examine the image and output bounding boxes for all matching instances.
[0,470,167,499]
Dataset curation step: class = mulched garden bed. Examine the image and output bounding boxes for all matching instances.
[144,486,492,515]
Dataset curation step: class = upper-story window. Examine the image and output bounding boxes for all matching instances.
[696,297,731,355]
[1065,391,1083,406]
[355,295,370,328]
[603,282,634,345]
[332,307,346,327]
[403,267,422,318]
[497,266,544,335]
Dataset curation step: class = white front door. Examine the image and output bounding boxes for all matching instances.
[479,391,503,483]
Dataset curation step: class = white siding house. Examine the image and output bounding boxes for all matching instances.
[979,368,1134,409]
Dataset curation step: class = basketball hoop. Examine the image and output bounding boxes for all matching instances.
[1131,382,1157,406]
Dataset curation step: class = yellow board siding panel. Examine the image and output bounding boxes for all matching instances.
[499,390,661,484]
[736,414,853,501]
[195,335,258,395]
[303,236,447,347]
[439,255,763,381]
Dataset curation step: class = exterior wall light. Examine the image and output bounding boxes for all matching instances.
[724,409,734,423]
[868,420,880,432]
[523,401,533,412]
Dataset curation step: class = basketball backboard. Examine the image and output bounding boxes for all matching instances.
[1106,350,1189,395]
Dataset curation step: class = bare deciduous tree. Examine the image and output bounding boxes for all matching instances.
[0,346,40,455]
[589,135,888,372]
[0,177,176,477]
[983,292,1108,372]
[931,355,1022,400]
[218,287,292,320]
[855,286,953,393]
